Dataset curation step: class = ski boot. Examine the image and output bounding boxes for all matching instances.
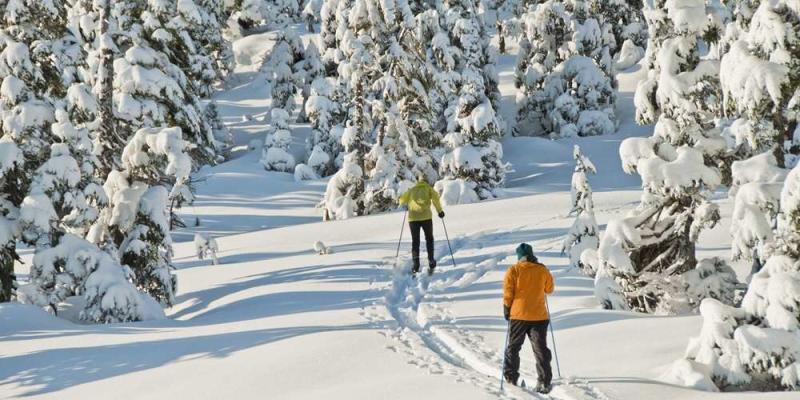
[427,259,437,276]
[504,375,518,387]
[534,382,552,394]
[411,258,421,278]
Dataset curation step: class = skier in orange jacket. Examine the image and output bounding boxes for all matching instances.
[503,243,555,393]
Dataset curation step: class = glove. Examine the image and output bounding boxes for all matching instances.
[438,211,445,218]
[503,305,511,321]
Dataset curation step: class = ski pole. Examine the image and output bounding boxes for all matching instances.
[499,320,510,391]
[440,218,457,269]
[545,296,562,379]
[395,210,407,261]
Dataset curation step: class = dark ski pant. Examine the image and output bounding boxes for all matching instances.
[409,219,434,272]
[504,319,552,386]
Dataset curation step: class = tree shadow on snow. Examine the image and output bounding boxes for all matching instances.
[171,261,383,322]
[0,323,371,397]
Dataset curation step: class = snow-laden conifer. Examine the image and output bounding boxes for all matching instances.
[261,108,296,172]
[562,145,599,275]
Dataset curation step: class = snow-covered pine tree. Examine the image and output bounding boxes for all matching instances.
[634,0,727,125]
[443,0,502,110]
[0,0,88,301]
[263,29,304,115]
[302,0,324,33]
[142,0,217,98]
[189,0,235,90]
[0,2,62,176]
[562,145,599,275]
[414,8,458,133]
[18,109,105,248]
[671,162,800,391]
[719,0,799,167]
[20,233,165,323]
[322,68,371,220]
[597,127,730,313]
[592,0,731,313]
[261,108,296,172]
[318,0,343,72]
[67,1,219,169]
[88,127,193,306]
[0,139,24,301]
[590,0,647,60]
[17,134,111,314]
[304,77,342,176]
[515,0,572,137]
[295,40,324,123]
[113,43,217,163]
[436,0,507,204]
[64,0,124,177]
[729,152,786,274]
[363,6,438,214]
[515,0,617,138]
[227,0,302,33]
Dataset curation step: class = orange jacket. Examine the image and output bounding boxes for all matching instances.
[503,260,554,321]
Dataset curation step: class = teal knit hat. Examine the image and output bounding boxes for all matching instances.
[516,243,535,261]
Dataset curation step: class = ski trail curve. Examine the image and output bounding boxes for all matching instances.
[362,226,612,399]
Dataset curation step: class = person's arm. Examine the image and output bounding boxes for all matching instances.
[430,186,443,215]
[399,189,409,206]
[503,266,516,320]
[544,268,554,295]
[503,266,516,308]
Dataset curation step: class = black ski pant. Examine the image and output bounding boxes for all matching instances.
[409,219,434,272]
[503,319,552,386]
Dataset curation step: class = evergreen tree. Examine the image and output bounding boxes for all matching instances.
[295,41,324,123]
[261,108,296,172]
[304,77,342,176]
[718,0,799,167]
[562,145,599,275]
[322,73,370,220]
[0,0,84,301]
[0,140,24,301]
[515,0,617,138]
[729,152,785,274]
[675,161,800,390]
[263,29,304,115]
[588,0,731,314]
[592,0,647,57]
[89,127,193,306]
[362,3,439,214]
[20,232,165,323]
[436,0,506,203]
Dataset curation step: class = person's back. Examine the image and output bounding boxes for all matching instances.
[504,260,554,321]
[398,179,444,274]
[399,181,442,223]
[502,243,555,393]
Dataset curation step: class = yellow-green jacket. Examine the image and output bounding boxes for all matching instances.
[399,181,444,222]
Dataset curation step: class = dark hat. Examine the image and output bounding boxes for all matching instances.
[516,243,535,261]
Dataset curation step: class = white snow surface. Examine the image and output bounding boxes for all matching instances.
[4,26,798,400]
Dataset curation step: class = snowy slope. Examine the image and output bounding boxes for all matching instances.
[3,33,793,400]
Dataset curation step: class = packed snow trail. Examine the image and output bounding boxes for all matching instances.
[363,225,610,399]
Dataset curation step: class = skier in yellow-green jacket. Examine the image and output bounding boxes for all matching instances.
[398,177,445,275]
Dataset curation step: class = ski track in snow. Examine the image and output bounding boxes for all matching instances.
[360,225,610,400]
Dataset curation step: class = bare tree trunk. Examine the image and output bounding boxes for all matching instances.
[96,0,122,177]
[0,247,18,302]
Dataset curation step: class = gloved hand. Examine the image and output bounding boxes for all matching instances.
[438,211,445,218]
[503,305,511,321]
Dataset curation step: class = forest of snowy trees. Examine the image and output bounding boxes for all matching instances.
[2,0,800,393]
[0,0,262,322]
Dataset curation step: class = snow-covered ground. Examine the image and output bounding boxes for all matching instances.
[2,32,794,400]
